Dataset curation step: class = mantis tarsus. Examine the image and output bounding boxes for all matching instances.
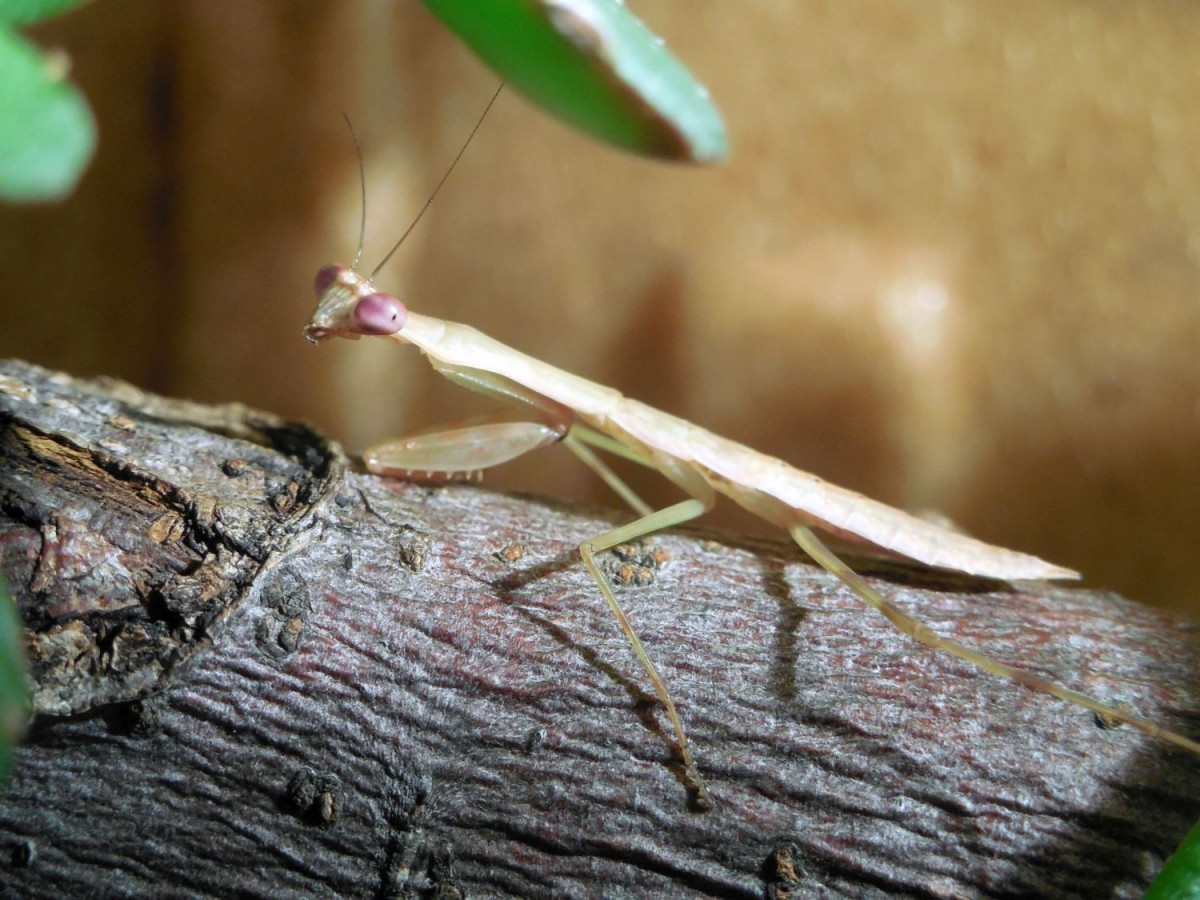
[305,94,1200,810]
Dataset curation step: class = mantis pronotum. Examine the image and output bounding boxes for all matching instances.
[305,93,1200,810]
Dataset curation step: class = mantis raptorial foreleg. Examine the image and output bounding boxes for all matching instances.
[366,418,563,482]
[364,363,573,481]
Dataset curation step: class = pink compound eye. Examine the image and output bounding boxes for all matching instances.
[352,292,408,335]
[314,264,342,297]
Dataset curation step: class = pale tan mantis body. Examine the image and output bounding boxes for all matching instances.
[306,100,1200,809]
[306,266,1200,809]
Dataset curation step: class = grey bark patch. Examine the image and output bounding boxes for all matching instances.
[603,537,669,586]
[495,542,527,564]
[379,768,459,900]
[220,458,249,477]
[255,568,313,659]
[0,359,342,715]
[396,526,431,573]
[113,695,168,738]
[523,726,547,754]
[380,833,461,900]
[11,839,35,868]
[765,841,809,899]
[286,766,342,827]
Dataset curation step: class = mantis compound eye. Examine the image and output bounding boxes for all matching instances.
[314,264,343,297]
[353,292,408,335]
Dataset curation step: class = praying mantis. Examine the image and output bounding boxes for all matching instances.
[304,98,1200,811]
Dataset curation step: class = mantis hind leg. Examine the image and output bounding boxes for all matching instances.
[564,437,719,809]
[789,523,1200,755]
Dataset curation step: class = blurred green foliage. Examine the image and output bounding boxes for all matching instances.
[422,0,726,163]
[0,574,30,784]
[1146,819,1200,900]
[0,0,96,202]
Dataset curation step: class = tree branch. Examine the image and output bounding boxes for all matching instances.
[1,358,1197,897]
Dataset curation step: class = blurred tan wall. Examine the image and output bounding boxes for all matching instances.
[2,1,1198,614]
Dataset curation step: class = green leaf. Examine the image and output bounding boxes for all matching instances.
[0,573,30,784]
[0,0,92,28]
[422,0,727,163]
[0,25,95,202]
[1146,819,1200,900]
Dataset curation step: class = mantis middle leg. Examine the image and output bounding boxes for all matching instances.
[365,366,720,804]
[564,428,718,809]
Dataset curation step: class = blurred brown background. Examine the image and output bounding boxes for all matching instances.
[3,1,1198,614]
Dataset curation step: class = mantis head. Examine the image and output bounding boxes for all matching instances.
[304,264,408,344]
[310,90,504,346]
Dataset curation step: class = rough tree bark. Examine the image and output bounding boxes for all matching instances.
[0,358,1197,898]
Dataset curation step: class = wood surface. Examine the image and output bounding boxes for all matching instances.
[1,358,1198,898]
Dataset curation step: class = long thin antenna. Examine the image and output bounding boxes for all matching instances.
[342,113,369,271]
[370,82,505,280]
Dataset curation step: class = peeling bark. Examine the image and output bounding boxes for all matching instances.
[1,358,1198,898]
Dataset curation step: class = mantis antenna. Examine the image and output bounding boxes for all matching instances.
[341,114,369,272]
[346,84,506,281]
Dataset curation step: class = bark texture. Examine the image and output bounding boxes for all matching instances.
[1,358,1198,898]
